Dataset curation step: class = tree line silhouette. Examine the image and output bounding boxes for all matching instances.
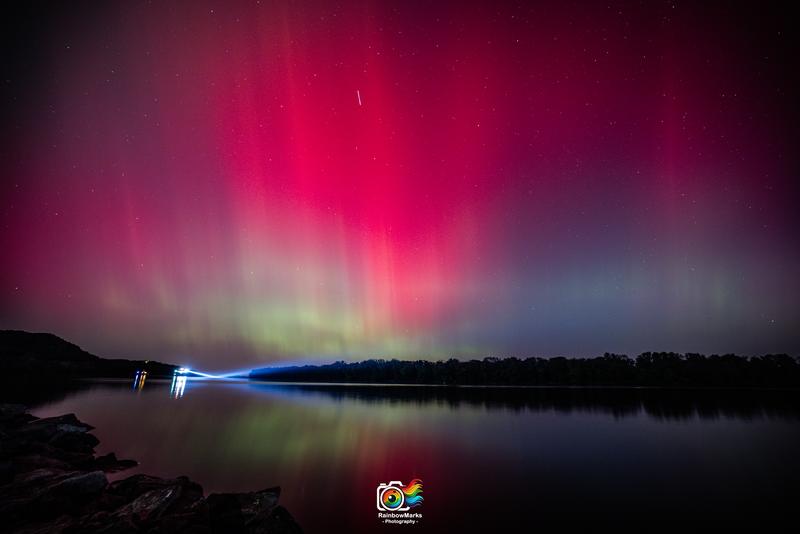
[250,352,800,387]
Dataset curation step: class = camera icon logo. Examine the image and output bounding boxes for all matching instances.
[376,479,423,512]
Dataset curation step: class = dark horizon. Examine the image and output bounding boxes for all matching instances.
[4,328,799,391]
[249,351,800,388]
[5,328,800,380]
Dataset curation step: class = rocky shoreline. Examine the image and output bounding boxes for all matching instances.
[0,404,302,533]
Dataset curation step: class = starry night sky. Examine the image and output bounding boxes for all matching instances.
[1,1,798,370]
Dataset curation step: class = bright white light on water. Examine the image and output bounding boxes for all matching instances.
[170,375,187,398]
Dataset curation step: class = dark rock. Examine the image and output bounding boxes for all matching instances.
[93,452,138,472]
[102,474,208,528]
[0,469,107,527]
[109,474,204,503]
[0,403,29,416]
[0,403,36,429]
[236,487,281,517]
[12,453,74,473]
[92,475,211,533]
[0,459,12,484]
[117,486,184,523]
[10,466,70,488]
[36,413,95,431]
[207,487,280,526]
[11,513,77,534]
[49,430,100,453]
[207,487,301,534]
[252,505,304,534]
[0,407,303,533]
[12,414,94,446]
[207,493,248,532]
[47,470,108,498]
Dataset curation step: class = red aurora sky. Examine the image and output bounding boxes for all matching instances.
[1,1,798,369]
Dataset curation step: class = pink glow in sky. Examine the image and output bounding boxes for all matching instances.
[1,1,797,369]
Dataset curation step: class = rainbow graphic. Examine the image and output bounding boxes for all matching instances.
[401,479,423,508]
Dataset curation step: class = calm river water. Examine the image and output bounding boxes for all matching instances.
[33,379,800,532]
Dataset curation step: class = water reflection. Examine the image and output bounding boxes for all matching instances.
[126,376,800,420]
[17,374,800,422]
[244,382,800,421]
[29,379,800,533]
[169,374,187,398]
[132,369,188,399]
[132,370,147,391]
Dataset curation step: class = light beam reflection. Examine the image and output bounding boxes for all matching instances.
[132,370,147,391]
[170,374,187,399]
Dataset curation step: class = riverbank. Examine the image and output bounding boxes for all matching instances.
[250,353,800,387]
[0,404,302,533]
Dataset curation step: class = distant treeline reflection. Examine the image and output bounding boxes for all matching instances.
[253,383,800,421]
[251,352,800,388]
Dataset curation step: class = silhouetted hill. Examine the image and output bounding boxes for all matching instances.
[0,330,176,381]
[0,330,99,363]
[250,352,800,388]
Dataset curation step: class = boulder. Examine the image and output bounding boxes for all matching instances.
[0,408,303,533]
[207,487,301,534]
[93,452,138,472]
